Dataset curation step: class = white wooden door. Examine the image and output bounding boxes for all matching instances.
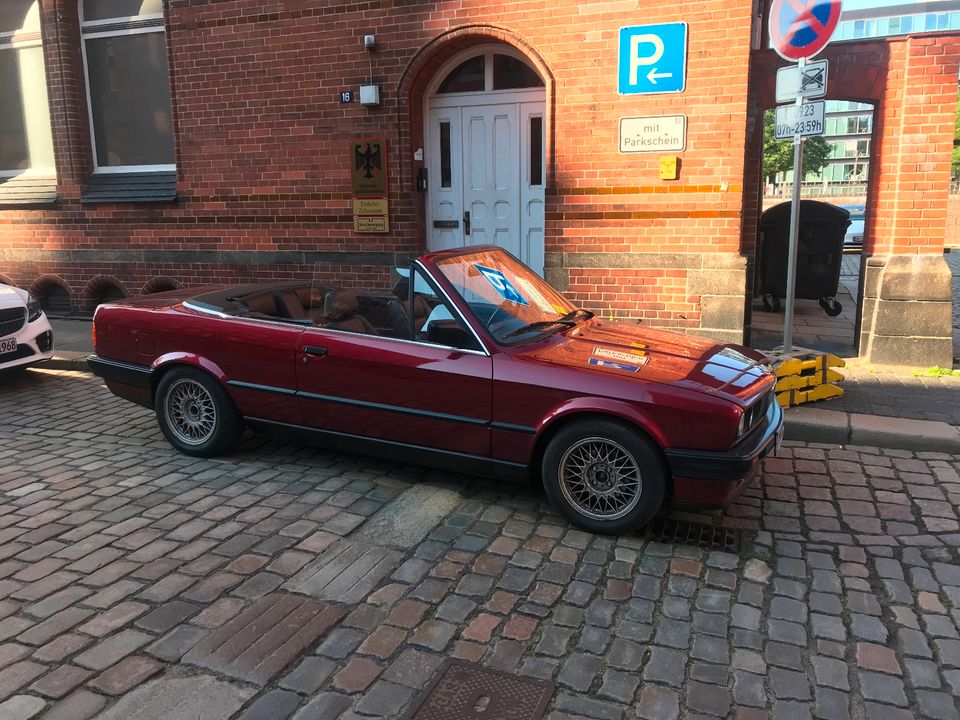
[427,106,463,253]
[427,99,545,275]
[461,103,519,254]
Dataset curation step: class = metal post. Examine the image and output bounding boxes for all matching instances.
[782,58,806,352]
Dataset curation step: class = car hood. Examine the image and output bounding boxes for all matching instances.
[518,318,775,405]
[0,284,27,310]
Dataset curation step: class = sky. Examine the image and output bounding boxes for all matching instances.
[844,0,930,9]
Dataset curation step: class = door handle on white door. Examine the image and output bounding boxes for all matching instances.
[463,211,471,236]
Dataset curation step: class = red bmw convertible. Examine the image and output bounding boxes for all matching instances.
[90,246,782,534]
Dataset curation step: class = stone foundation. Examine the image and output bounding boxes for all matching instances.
[860,254,954,367]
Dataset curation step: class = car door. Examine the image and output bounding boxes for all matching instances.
[294,281,492,456]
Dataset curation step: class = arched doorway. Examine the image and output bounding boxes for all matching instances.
[425,46,546,274]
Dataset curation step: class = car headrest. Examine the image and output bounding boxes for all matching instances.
[296,287,325,308]
[323,290,360,320]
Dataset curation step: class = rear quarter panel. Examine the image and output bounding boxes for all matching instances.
[94,304,304,424]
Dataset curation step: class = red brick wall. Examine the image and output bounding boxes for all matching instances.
[745,34,960,258]
[1,0,756,326]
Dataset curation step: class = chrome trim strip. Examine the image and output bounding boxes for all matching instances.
[298,389,489,427]
[229,379,494,428]
[491,421,537,435]
[227,380,296,396]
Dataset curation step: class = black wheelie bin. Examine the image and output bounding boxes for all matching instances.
[757,200,851,317]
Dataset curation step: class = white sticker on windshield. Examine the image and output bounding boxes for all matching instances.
[475,264,528,305]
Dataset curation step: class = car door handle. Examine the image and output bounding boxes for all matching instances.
[303,345,328,357]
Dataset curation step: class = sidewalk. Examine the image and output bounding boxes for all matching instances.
[45,318,960,454]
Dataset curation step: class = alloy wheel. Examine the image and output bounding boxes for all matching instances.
[558,436,643,521]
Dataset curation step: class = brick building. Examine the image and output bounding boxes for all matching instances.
[1,0,957,365]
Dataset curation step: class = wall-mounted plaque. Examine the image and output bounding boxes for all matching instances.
[354,215,389,233]
[354,198,388,216]
[351,138,388,196]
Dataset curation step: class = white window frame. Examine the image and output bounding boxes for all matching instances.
[0,1,55,178]
[78,1,174,174]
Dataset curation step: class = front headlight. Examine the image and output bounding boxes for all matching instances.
[27,294,42,322]
[737,411,747,438]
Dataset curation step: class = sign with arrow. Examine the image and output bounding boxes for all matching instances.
[618,22,687,95]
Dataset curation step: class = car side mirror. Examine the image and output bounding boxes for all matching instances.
[426,320,481,351]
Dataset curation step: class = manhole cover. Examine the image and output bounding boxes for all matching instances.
[644,517,742,553]
[405,659,553,720]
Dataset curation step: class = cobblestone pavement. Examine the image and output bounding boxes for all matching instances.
[2,369,960,720]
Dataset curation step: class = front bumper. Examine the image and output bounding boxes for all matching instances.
[666,397,784,508]
[0,314,55,370]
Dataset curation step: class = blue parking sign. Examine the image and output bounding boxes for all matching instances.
[475,264,528,306]
[618,23,687,95]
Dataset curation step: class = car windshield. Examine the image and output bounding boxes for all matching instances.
[433,248,585,344]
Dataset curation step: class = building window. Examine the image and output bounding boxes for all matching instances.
[80,0,174,172]
[0,0,54,177]
[437,52,543,94]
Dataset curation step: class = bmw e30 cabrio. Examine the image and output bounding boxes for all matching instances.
[89,246,782,534]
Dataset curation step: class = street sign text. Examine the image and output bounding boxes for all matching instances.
[619,115,687,153]
[775,101,825,139]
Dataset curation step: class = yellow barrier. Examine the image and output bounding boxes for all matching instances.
[764,350,845,408]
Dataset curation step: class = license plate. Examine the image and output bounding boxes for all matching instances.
[775,424,785,454]
[0,338,15,355]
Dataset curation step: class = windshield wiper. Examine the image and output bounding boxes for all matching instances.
[501,309,593,340]
[559,309,594,322]
[502,319,576,340]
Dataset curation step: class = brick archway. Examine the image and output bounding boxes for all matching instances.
[744,33,960,365]
[397,24,554,250]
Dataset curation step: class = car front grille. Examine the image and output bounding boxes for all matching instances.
[0,307,26,338]
[744,391,773,432]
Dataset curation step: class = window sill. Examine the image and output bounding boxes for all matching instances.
[0,175,57,208]
[81,171,177,204]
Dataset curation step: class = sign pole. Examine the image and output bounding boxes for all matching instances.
[782,57,805,352]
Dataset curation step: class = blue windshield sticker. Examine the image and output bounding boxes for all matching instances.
[475,264,528,305]
[589,357,641,373]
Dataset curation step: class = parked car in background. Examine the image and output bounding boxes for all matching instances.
[840,204,865,252]
[0,284,54,373]
[89,246,782,534]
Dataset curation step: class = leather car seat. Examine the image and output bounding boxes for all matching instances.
[243,293,277,316]
[273,291,308,320]
[404,295,432,329]
[295,287,327,323]
[322,290,378,334]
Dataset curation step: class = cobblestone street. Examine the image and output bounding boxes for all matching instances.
[1,369,960,720]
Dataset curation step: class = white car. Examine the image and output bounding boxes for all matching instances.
[0,284,54,372]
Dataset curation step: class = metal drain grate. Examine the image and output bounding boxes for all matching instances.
[405,659,554,720]
[644,517,742,553]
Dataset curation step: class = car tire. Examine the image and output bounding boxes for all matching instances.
[154,367,241,457]
[542,419,667,535]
